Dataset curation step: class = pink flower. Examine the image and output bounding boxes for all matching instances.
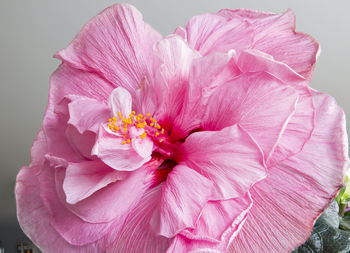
[15,4,349,253]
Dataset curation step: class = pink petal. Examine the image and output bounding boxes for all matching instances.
[29,128,48,168]
[107,185,172,253]
[92,124,152,171]
[68,97,110,134]
[171,51,240,140]
[63,160,126,204]
[218,9,320,79]
[184,13,254,55]
[55,4,162,96]
[150,165,214,238]
[202,71,299,161]
[179,125,266,200]
[43,63,114,162]
[228,91,348,253]
[65,125,96,160]
[58,160,159,223]
[16,166,112,253]
[108,87,132,117]
[152,35,199,130]
[37,162,121,246]
[167,194,252,252]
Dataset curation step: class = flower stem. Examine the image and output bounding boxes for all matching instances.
[339,202,347,217]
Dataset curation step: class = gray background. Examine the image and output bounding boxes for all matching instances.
[0,0,349,251]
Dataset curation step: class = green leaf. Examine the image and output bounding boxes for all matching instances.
[293,201,350,253]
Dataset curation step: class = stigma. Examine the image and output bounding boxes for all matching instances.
[107,111,166,144]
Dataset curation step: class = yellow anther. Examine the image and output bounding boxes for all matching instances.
[136,123,145,128]
[155,132,159,137]
[146,113,151,117]
[138,114,143,118]
[108,118,112,122]
[112,117,117,121]
[124,134,127,138]
[114,126,119,131]
[156,125,161,129]
[118,112,122,116]
[123,124,128,128]
[140,131,147,139]
[123,128,128,132]
[127,139,131,143]
[135,116,140,122]
[122,141,126,144]
[150,117,154,121]
[132,111,136,114]
[150,123,154,127]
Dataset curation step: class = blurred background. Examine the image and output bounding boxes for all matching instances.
[0,0,349,251]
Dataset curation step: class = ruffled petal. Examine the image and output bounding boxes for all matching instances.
[183,13,254,55]
[171,51,240,140]
[44,63,114,162]
[55,4,162,96]
[106,185,172,253]
[16,166,111,253]
[228,91,348,253]
[108,87,132,118]
[150,165,214,238]
[202,71,299,161]
[92,124,152,171]
[58,160,159,223]
[218,9,320,79]
[167,194,252,252]
[37,162,121,246]
[63,160,126,204]
[68,97,110,134]
[152,35,199,130]
[179,125,266,200]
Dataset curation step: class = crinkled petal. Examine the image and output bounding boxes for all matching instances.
[150,165,214,238]
[92,124,152,171]
[228,90,348,253]
[63,160,126,204]
[171,51,240,140]
[44,63,114,162]
[184,13,254,55]
[58,160,159,223]
[55,4,162,96]
[107,185,172,253]
[38,162,121,246]
[68,97,110,134]
[15,166,112,253]
[167,194,252,253]
[202,71,299,161]
[65,125,96,160]
[218,8,320,79]
[109,87,132,118]
[152,35,199,130]
[179,125,266,200]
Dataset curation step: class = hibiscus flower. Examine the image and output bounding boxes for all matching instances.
[15,4,348,253]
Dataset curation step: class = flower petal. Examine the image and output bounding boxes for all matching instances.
[150,165,214,238]
[59,160,159,223]
[152,35,199,130]
[171,51,240,140]
[228,91,348,253]
[55,4,162,96]
[63,160,126,204]
[92,124,152,171]
[37,162,121,246]
[167,194,252,252]
[183,13,254,55]
[43,63,114,162]
[202,71,299,161]
[109,87,132,118]
[68,97,110,134]
[106,185,172,253]
[179,125,266,200]
[218,9,320,79]
[16,166,111,253]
